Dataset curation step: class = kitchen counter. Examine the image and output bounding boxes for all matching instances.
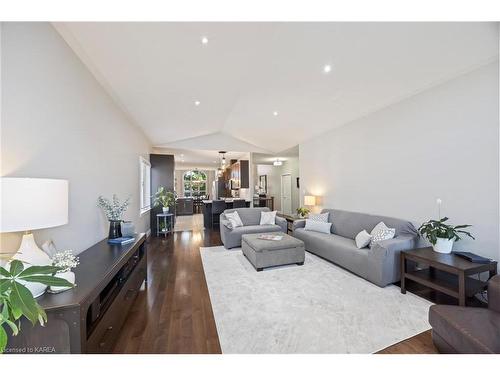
[202,199,251,228]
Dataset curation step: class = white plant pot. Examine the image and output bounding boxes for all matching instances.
[50,270,75,293]
[432,238,455,254]
[162,207,169,213]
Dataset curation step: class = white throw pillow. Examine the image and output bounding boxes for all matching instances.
[355,230,372,249]
[370,221,395,247]
[260,210,277,225]
[225,211,243,229]
[304,219,332,234]
[308,212,329,222]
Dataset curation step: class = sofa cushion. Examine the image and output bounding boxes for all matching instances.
[231,224,282,236]
[224,207,270,226]
[294,228,362,261]
[320,208,417,239]
[304,219,332,234]
[429,305,500,353]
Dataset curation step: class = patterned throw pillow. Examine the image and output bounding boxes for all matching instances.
[369,221,395,247]
[224,211,243,229]
[308,212,329,222]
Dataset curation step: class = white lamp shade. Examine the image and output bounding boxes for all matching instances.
[1,177,68,232]
[304,195,316,206]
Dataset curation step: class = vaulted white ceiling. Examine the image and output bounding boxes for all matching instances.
[54,22,498,153]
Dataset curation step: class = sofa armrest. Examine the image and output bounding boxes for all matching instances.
[371,235,416,258]
[275,216,287,233]
[488,274,500,313]
[293,219,306,231]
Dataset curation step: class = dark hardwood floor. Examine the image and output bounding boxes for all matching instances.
[113,222,449,354]
[113,227,222,353]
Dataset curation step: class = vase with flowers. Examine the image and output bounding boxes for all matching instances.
[49,250,79,293]
[97,194,130,239]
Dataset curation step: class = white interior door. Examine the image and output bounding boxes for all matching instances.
[281,174,292,215]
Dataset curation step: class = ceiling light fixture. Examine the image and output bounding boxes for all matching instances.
[194,100,201,106]
[201,36,208,45]
[323,64,332,73]
[273,111,279,117]
[218,151,227,169]
[273,158,283,166]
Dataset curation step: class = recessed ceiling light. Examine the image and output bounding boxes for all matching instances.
[323,64,332,73]
[194,100,201,106]
[273,111,279,117]
[201,36,208,45]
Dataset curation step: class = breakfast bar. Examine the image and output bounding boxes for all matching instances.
[202,199,251,228]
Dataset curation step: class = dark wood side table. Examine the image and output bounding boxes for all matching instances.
[401,247,497,306]
[276,213,302,234]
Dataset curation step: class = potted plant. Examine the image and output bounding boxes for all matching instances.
[97,194,130,239]
[49,250,79,293]
[296,207,310,218]
[153,186,175,213]
[0,260,74,353]
[418,217,475,253]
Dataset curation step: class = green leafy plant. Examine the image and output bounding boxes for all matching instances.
[296,207,310,217]
[153,186,175,209]
[418,217,475,245]
[0,260,74,353]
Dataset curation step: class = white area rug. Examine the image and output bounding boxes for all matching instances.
[200,246,432,353]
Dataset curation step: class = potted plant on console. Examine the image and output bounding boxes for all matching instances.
[97,194,130,239]
[153,186,175,213]
[418,217,475,254]
[0,260,74,353]
[49,250,79,293]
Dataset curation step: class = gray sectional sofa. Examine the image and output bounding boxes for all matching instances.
[293,208,418,287]
[220,207,287,249]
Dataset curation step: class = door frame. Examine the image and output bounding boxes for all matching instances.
[280,173,292,215]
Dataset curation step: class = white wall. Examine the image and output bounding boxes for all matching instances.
[300,62,499,262]
[1,23,152,255]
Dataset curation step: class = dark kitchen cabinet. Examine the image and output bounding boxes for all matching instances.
[176,198,194,215]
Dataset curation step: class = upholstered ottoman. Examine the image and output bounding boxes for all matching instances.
[241,233,305,271]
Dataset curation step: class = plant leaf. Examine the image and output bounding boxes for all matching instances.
[0,267,11,278]
[4,319,19,336]
[18,265,61,278]
[0,279,12,294]
[21,275,73,287]
[10,281,40,325]
[0,324,7,353]
[9,260,24,276]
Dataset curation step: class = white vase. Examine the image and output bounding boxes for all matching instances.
[162,207,169,213]
[50,270,75,293]
[432,238,455,254]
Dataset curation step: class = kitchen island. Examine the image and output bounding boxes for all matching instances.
[202,199,251,228]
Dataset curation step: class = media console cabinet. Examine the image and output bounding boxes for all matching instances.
[5,233,147,354]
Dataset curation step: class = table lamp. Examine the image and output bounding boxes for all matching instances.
[1,177,69,297]
[304,195,316,206]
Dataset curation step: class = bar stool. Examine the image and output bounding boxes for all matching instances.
[232,199,246,208]
[211,200,227,227]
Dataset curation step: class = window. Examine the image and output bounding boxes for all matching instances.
[183,170,207,197]
[140,157,151,214]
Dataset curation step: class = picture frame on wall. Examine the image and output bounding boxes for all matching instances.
[259,175,267,193]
